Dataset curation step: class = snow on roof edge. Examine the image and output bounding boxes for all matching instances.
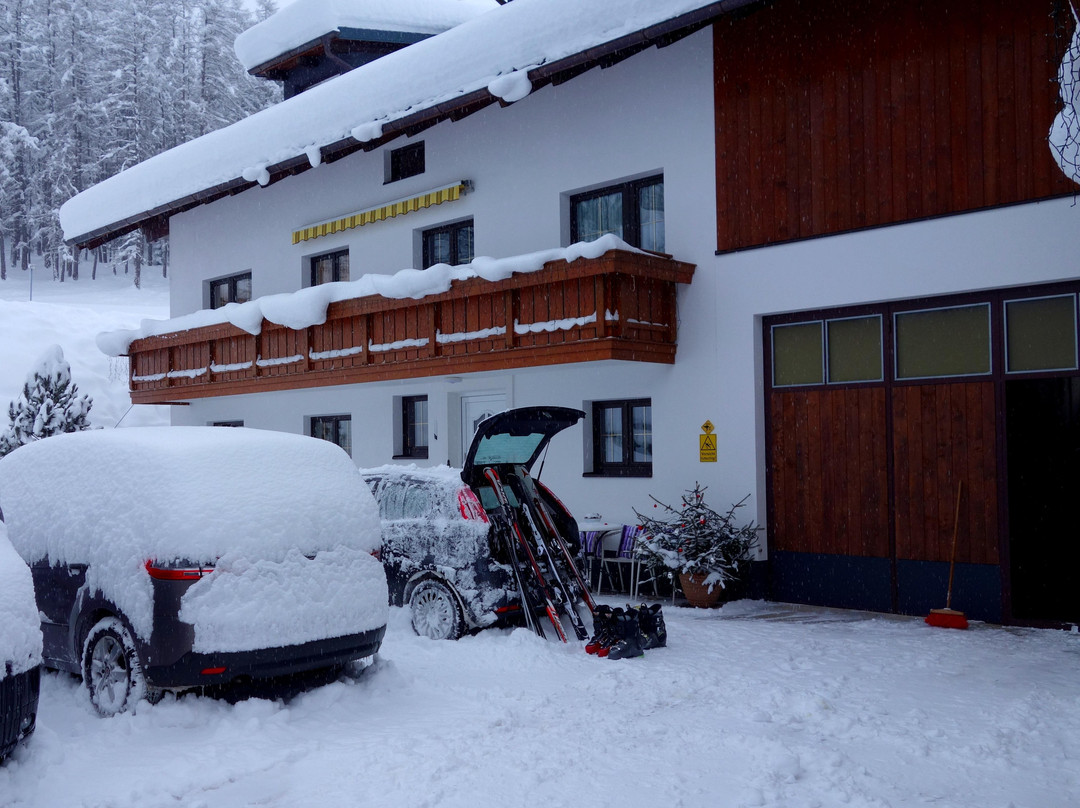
[60,0,754,247]
[235,0,499,73]
[96,236,640,357]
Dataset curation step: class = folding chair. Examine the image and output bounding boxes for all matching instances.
[579,530,603,591]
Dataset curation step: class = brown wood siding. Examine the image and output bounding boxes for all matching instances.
[891,381,998,565]
[714,0,1076,252]
[768,387,890,557]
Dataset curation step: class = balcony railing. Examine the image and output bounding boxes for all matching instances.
[126,249,695,404]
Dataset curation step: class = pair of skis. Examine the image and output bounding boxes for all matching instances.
[483,467,590,642]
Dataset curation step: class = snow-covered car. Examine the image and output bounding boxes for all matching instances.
[0,505,42,762]
[0,427,388,716]
[363,406,585,640]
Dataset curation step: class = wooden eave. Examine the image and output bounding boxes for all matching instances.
[70,0,761,250]
[123,249,696,405]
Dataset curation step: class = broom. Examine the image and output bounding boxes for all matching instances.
[925,480,969,630]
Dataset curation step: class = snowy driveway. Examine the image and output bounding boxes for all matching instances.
[2,601,1078,808]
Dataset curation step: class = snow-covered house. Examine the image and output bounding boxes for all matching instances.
[61,0,1080,628]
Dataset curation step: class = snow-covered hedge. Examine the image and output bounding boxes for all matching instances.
[0,427,385,643]
[0,520,43,677]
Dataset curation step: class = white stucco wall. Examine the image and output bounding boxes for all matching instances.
[166,26,1080,553]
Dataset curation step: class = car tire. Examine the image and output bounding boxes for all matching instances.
[81,617,159,717]
[409,579,465,640]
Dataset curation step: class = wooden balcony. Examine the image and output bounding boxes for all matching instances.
[126,249,695,404]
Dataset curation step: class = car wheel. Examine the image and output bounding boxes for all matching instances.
[81,617,157,716]
[409,579,465,640]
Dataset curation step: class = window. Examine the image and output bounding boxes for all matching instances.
[570,176,664,252]
[422,220,474,268]
[208,272,252,309]
[591,399,652,477]
[387,141,425,183]
[400,396,429,459]
[1005,295,1078,373]
[310,249,349,286]
[894,304,990,379]
[771,315,883,387]
[310,414,351,456]
[211,420,244,427]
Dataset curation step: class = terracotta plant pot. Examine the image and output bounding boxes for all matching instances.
[679,572,728,608]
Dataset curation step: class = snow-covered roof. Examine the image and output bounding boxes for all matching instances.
[97,234,637,356]
[235,0,499,72]
[59,0,757,247]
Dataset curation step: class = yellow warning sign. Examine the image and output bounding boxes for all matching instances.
[699,429,717,463]
[701,420,715,434]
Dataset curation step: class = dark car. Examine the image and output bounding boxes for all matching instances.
[0,427,388,717]
[0,505,41,761]
[364,406,588,640]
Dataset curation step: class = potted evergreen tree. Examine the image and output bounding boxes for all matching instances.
[634,484,759,607]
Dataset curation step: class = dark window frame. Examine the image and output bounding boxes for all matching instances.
[208,272,252,310]
[569,175,664,251]
[422,219,474,268]
[398,395,429,459]
[387,141,425,183]
[587,398,653,478]
[310,414,352,456]
[310,249,349,286]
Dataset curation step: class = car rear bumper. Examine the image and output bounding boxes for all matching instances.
[143,624,386,690]
[0,665,40,760]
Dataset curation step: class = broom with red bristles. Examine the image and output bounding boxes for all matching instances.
[925,480,969,630]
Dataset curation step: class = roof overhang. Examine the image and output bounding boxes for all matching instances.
[68,0,762,250]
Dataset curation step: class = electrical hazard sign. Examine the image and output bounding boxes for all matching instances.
[699,420,717,462]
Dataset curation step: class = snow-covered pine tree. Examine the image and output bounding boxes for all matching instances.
[0,344,93,457]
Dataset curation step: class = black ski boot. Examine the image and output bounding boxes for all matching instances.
[636,603,667,649]
[585,605,615,655]
[605,608,644,660]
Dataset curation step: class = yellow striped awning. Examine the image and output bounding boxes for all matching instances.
[292,181,469,245]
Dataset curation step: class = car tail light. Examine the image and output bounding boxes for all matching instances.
[458,487,489,523]
[144,559,214,580]
[201,666,227,676]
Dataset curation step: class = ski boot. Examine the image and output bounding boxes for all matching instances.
[585,605,616,655]
[635,603,667,650]
[605,608,644,660]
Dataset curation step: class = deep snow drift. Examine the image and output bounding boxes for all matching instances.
[0,270,170,430]
[1,600,1077,807]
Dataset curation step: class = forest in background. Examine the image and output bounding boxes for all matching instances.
[0,0,281,286]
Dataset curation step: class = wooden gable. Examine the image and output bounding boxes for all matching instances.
[714,0,1077,252]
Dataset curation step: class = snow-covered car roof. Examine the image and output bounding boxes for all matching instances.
[0,517,43,677]
[0,427,381,567]
[0,427,382,640]
[59,0,758,247]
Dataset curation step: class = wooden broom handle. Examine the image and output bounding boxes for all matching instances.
[946,480,963,610]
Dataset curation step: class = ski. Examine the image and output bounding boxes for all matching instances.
[484,467,568,643]
[489,506,544,639]
[508,474,589,640]
[520,476,597,615]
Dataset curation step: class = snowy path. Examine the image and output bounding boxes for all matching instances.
[2,601,1078,807]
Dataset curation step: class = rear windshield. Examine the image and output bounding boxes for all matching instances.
[471,432,546,466]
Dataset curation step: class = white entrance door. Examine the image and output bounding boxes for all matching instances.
[460,393,506,462]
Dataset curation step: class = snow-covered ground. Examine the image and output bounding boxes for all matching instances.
[0,270,170,429]
[2,600,1078,807]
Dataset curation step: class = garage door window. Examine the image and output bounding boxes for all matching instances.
[1005,295,1077,373]
[895,304,990,379]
